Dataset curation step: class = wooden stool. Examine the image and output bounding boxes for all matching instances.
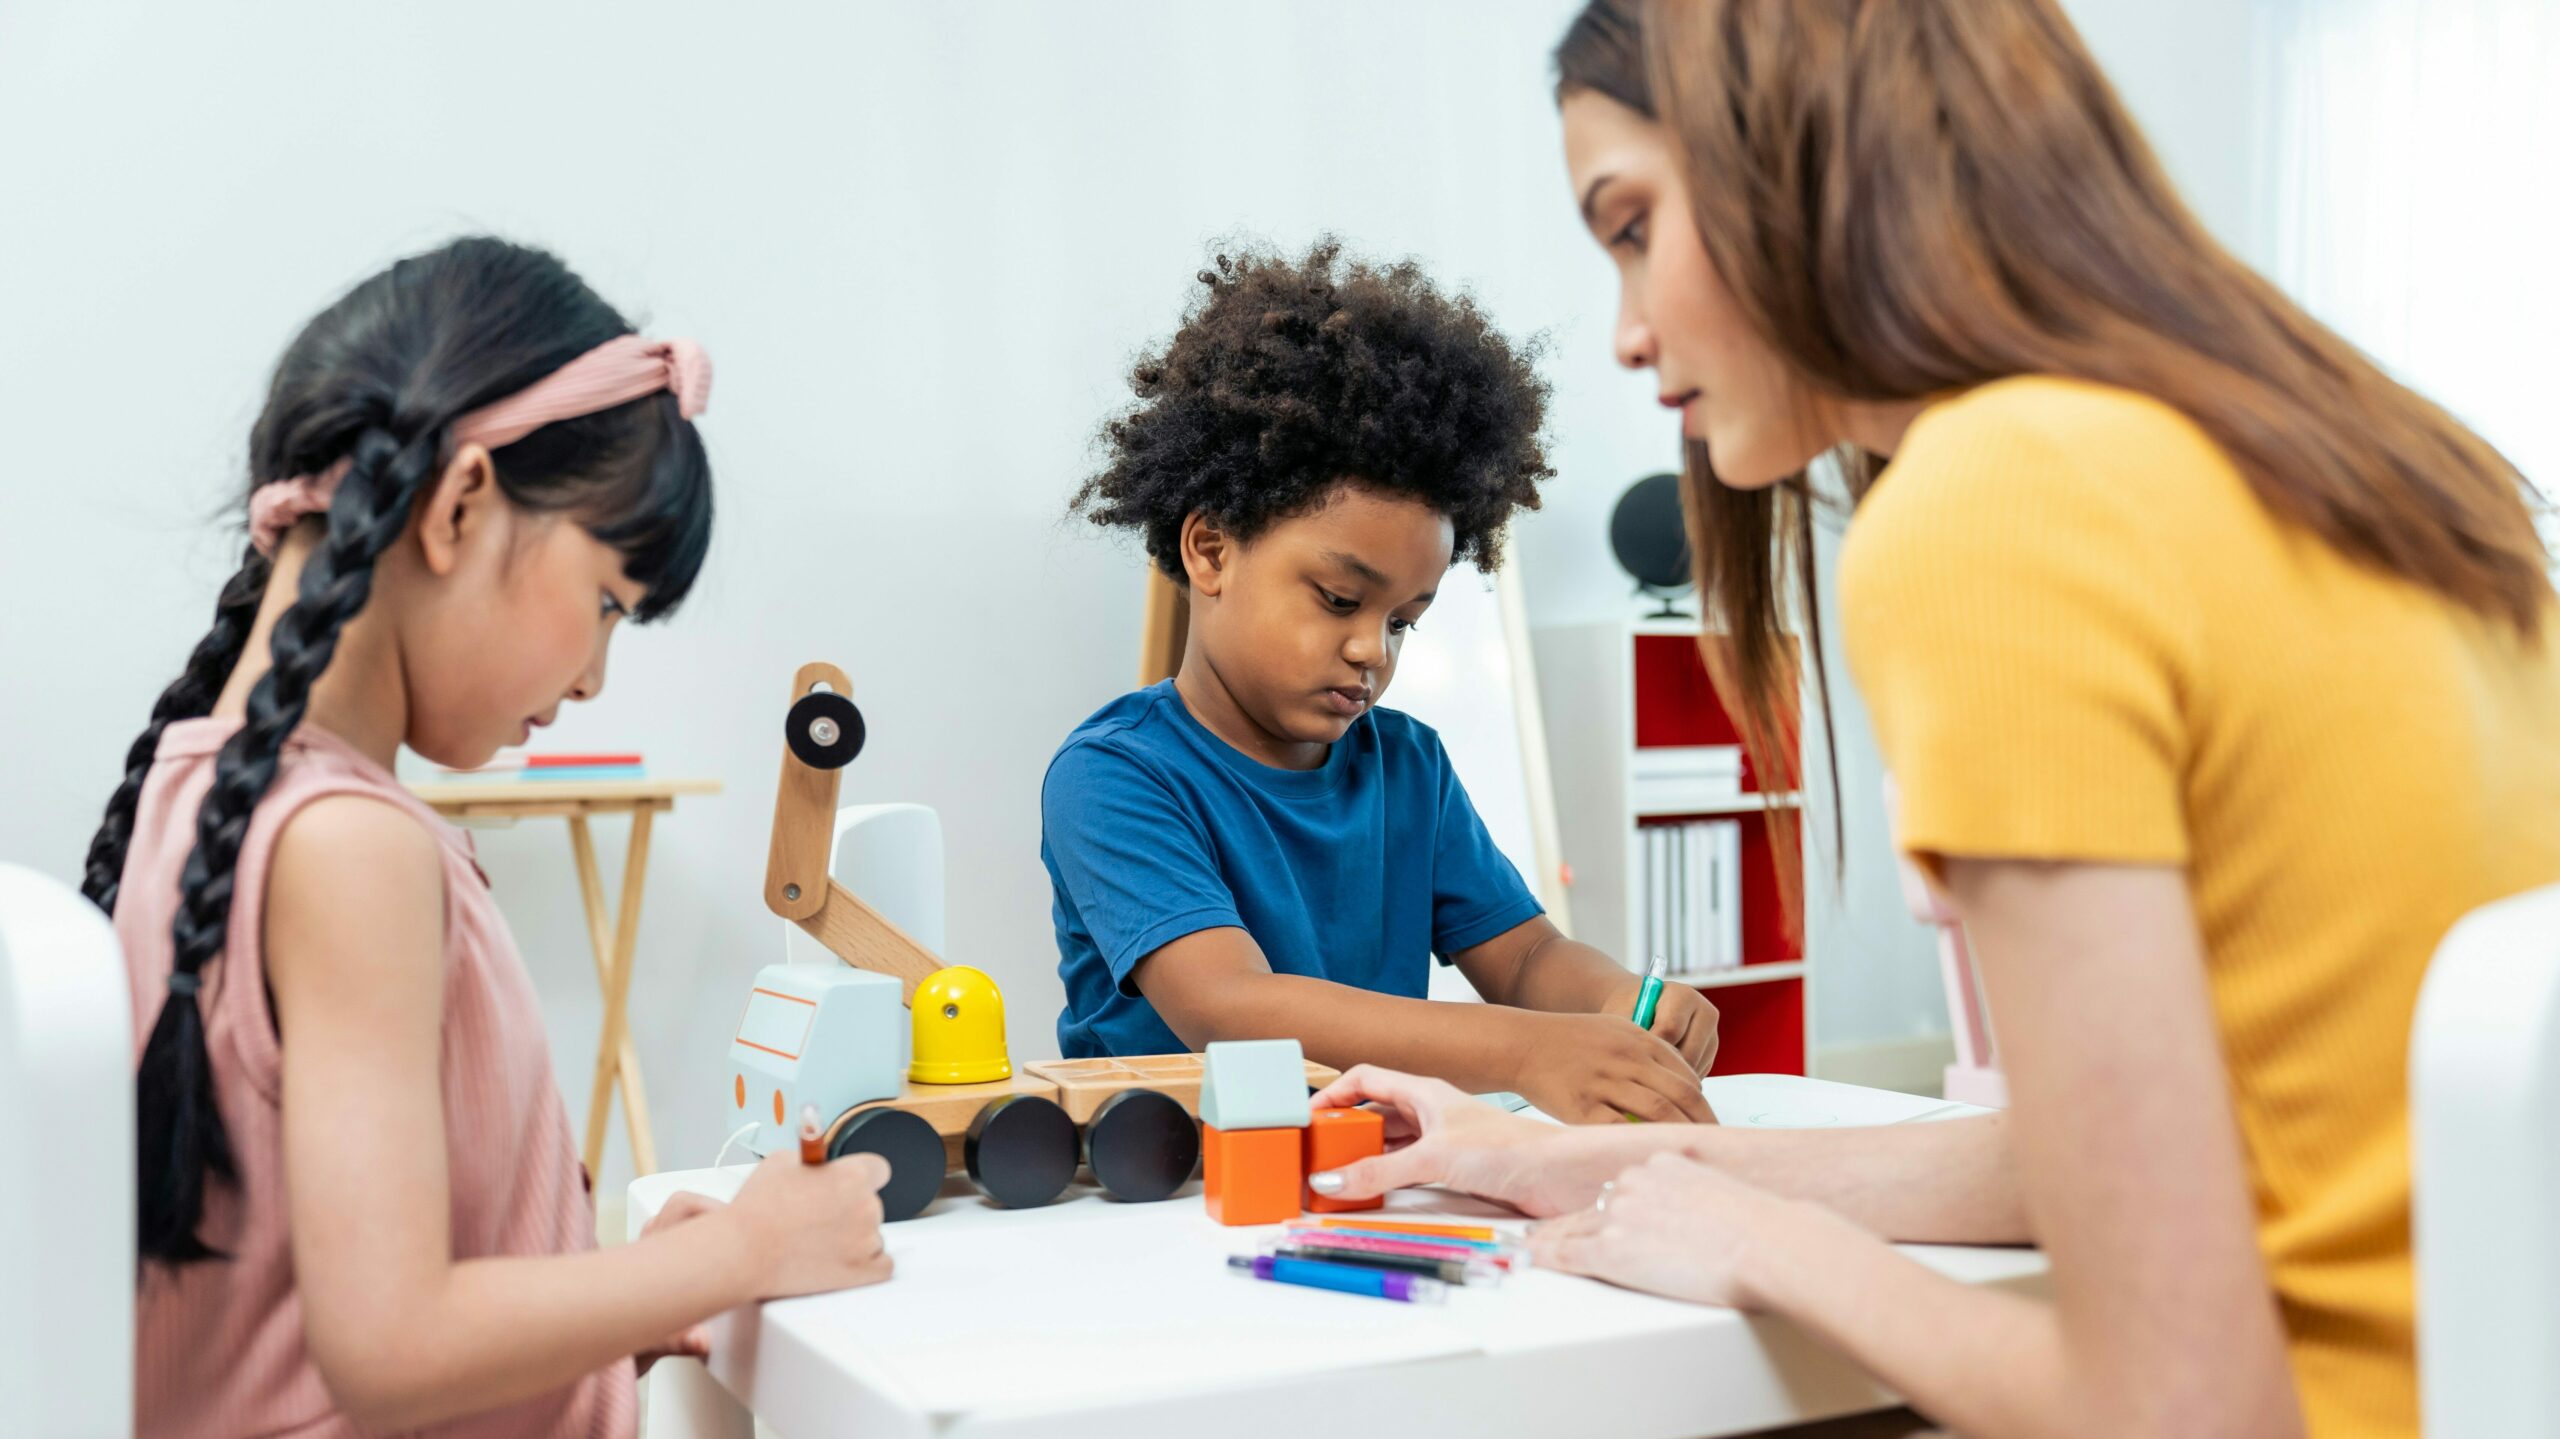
[410,776,721,1177]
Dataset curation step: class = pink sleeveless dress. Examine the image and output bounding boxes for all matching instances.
[118,718,636,1438]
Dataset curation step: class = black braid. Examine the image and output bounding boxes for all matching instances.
[139,427,439,1263]
[82,543,273,916]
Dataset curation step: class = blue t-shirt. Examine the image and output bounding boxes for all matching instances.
[1041,680,1544,1058]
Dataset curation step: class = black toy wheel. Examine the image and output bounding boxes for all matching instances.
[963,1094,1079,1209]
[1084,1087,1199,1203]
[785,690,866,770]
[827,1105,944,1222]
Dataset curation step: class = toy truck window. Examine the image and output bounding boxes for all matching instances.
[735,987,818,1060]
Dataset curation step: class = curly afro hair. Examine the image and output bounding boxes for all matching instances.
[1073,239,1552,583]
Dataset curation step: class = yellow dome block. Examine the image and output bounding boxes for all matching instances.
[909,964,1011,1085]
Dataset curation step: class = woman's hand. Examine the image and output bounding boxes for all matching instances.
[1305,1064,1667,1217]
[1529,1150,1837,1308]
[723,1146,898,1300]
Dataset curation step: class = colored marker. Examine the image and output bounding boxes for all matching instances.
[799,1104,825,1165]
[1299,1224,1515,1254]
[1632,951,1668,1029]
[1289,1221,1510,1251]
[1267,1241,1499,1286]
[1227,1254,1447,1304]
[1282,1227,1526,1270]
[1313,1216,1505,1243]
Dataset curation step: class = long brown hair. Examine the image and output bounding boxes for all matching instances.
[1558,0,2546,906]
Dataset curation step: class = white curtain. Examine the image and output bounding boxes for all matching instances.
[2254,0,2560,524]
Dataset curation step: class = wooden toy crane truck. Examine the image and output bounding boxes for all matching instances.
[737,661,1336,1221]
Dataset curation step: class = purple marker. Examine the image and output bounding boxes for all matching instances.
[1227,1253,1449,1304]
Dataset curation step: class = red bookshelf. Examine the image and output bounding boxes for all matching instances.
[1536,622,1810,1076]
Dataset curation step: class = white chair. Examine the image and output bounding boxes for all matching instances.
[1894,853,2007,1109]
[0,863,134,1439]
[2412,881,2560,1436]
[1882,778,2006,1108]
[780,802,946,966]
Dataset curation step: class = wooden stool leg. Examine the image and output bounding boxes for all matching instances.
[573,811,661,1178]
[568,814,655,1172]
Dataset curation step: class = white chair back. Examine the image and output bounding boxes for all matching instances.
[0,863,134,1438]
[2412,881,2560,1437]
[782,802,947,966]
[1883,779,2005,1107]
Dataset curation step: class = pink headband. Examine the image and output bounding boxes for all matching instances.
[246,334,711,557]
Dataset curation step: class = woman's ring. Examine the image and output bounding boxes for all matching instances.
[1596,1179,1615,1214]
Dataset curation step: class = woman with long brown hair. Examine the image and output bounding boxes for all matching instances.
[1300,1,2560,1433]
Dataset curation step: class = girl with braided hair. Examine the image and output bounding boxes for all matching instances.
[88,236,893,1437]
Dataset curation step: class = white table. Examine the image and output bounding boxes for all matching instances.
[629,1074,2042,1439]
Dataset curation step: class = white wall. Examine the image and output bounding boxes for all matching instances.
[0,0,2278,1188]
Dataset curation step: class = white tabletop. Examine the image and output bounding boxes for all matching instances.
[629,1074,2042,1439]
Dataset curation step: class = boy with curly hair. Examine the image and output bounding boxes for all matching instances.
[1047,241,1718,1124]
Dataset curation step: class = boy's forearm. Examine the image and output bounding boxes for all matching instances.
[1685,1111,2030,1244]
[1498,935,1637,1015]
[1165,972,1532,1095]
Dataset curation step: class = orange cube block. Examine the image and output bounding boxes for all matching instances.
[1302,1107,1385,1213]
[1203,1125,1301,1226]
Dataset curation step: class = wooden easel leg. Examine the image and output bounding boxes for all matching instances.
[573,811,661,1179]
[570,814,655,1172]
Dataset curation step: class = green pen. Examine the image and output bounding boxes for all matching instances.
[1631,950,1668,1029]
[1623,952,1670,1123]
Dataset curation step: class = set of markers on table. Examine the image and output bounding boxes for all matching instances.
[1228,1215,1526,1305]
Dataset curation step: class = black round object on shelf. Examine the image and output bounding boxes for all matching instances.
[963,1095,1079,1209]
[785,690,867,770]
[1609,472,1694,619]
[827,1105,945,1222]
[1084,1087,1200,1203]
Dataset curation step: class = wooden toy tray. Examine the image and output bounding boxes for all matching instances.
[1023,1054,1341,1124]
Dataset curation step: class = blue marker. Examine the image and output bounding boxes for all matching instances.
[1227,1253,1448,1304]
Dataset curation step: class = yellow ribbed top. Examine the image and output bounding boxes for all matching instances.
[1841,376,2560,1436]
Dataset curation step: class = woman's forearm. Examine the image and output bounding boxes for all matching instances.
[1689,1112,2030,1244]
[1744,1202,2077,1437]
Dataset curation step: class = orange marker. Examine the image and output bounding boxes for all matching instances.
[798,1104,825,1165]
[1317,1216,1499,1242]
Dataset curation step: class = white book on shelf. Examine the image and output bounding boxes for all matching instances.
[1701,828,1715,973]
[1717,821,1744,967]
[1636,827,1650,965]
[1673,824,1690,973]
[1658,826,1676,973]
[1642,826,1662,968]
[1683,821,1707,974]
[1657,826,1676,971]
[1658,824,1679,967]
